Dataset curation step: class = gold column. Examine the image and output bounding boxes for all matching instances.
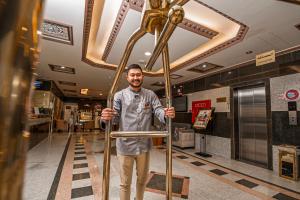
[0,0,45,199]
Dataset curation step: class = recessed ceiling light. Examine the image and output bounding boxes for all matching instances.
[188,62,223,73]
[138,59,146,64]
[80,88,88,95]
[99,93,103,96]
[49,64,75,74]
[145,52,151,56]
[21,27,28,32]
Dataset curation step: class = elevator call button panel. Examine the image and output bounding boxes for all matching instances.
[288,101,297,126]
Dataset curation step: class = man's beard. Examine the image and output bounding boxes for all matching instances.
[129,79,143,88]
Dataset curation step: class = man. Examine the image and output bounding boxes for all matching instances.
[101,64,175,200]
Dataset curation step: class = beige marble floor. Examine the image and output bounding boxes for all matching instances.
[23,132,300,200]
[177,147,300,193]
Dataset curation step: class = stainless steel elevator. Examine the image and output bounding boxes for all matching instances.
[237,86,268,167]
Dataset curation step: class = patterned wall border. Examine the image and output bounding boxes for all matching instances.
[82,0,248,77]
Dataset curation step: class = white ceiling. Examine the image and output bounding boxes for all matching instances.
[37,0,300,98]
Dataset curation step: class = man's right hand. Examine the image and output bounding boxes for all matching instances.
[100,108,117,121]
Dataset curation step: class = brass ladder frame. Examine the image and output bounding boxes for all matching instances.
[102,1,185,199]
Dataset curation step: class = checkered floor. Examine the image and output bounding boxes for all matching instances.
[156,146,300,200]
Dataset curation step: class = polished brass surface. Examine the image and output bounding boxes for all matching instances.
[0,0,45,199]
[144,5,184,71]
[148,0,163,9]
[168,0,190,7]
[110,131,168,138]
[162,45,173,200]
[102,2,184,200]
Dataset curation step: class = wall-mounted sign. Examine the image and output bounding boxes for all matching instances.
[193,109,212,129]
[192,100,211,123]
[256,50,275,66]
[285,89,299,101]
[216,97,227,103]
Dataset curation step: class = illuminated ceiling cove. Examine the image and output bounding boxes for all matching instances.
[82,0,248,76]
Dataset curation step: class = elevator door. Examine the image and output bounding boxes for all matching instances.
[238,86,268,166]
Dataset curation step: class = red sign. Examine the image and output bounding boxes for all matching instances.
[192,100,211,123]
[285,89,299,101]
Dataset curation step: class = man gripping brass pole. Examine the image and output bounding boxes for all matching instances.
[101,0,185,199]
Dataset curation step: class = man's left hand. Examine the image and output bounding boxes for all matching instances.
[164,107,175,119]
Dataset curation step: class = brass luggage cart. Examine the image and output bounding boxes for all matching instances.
[101,1,186,199]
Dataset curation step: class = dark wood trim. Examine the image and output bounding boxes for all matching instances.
[276,0,300,5]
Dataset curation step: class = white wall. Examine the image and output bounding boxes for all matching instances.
[195,134,231,159]
[188,86,231,158]
[270,73,300,111]
[187,86,230,112]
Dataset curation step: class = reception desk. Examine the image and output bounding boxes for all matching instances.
[28,118,51,150]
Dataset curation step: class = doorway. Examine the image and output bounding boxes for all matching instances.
[234,85,268,167]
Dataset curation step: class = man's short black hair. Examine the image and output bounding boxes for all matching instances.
[126,64,143,74]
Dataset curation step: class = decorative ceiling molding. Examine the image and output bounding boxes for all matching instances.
[179,18,218,39]
[82,0,117,72]
[82,0,248,77]
[175,25,248,72]
[101,0,218,61]
[41,19,73,45]
[101,1,130,62]
[174,0,249,72]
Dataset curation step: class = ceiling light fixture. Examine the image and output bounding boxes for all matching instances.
[202,64,207,68]
[61,66,65,69]
[145,52,151,56]
[21,27,28,32]
[80,88,88,95]
[37,30,42,35]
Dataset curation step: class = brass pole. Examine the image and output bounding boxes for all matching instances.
[110,131,168,138]
[155,26,173,200]
[156,26,173,199]
[0,0,45,200]
[145,5,184,71]
[162,44,173,200]
[102,29,146,200]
